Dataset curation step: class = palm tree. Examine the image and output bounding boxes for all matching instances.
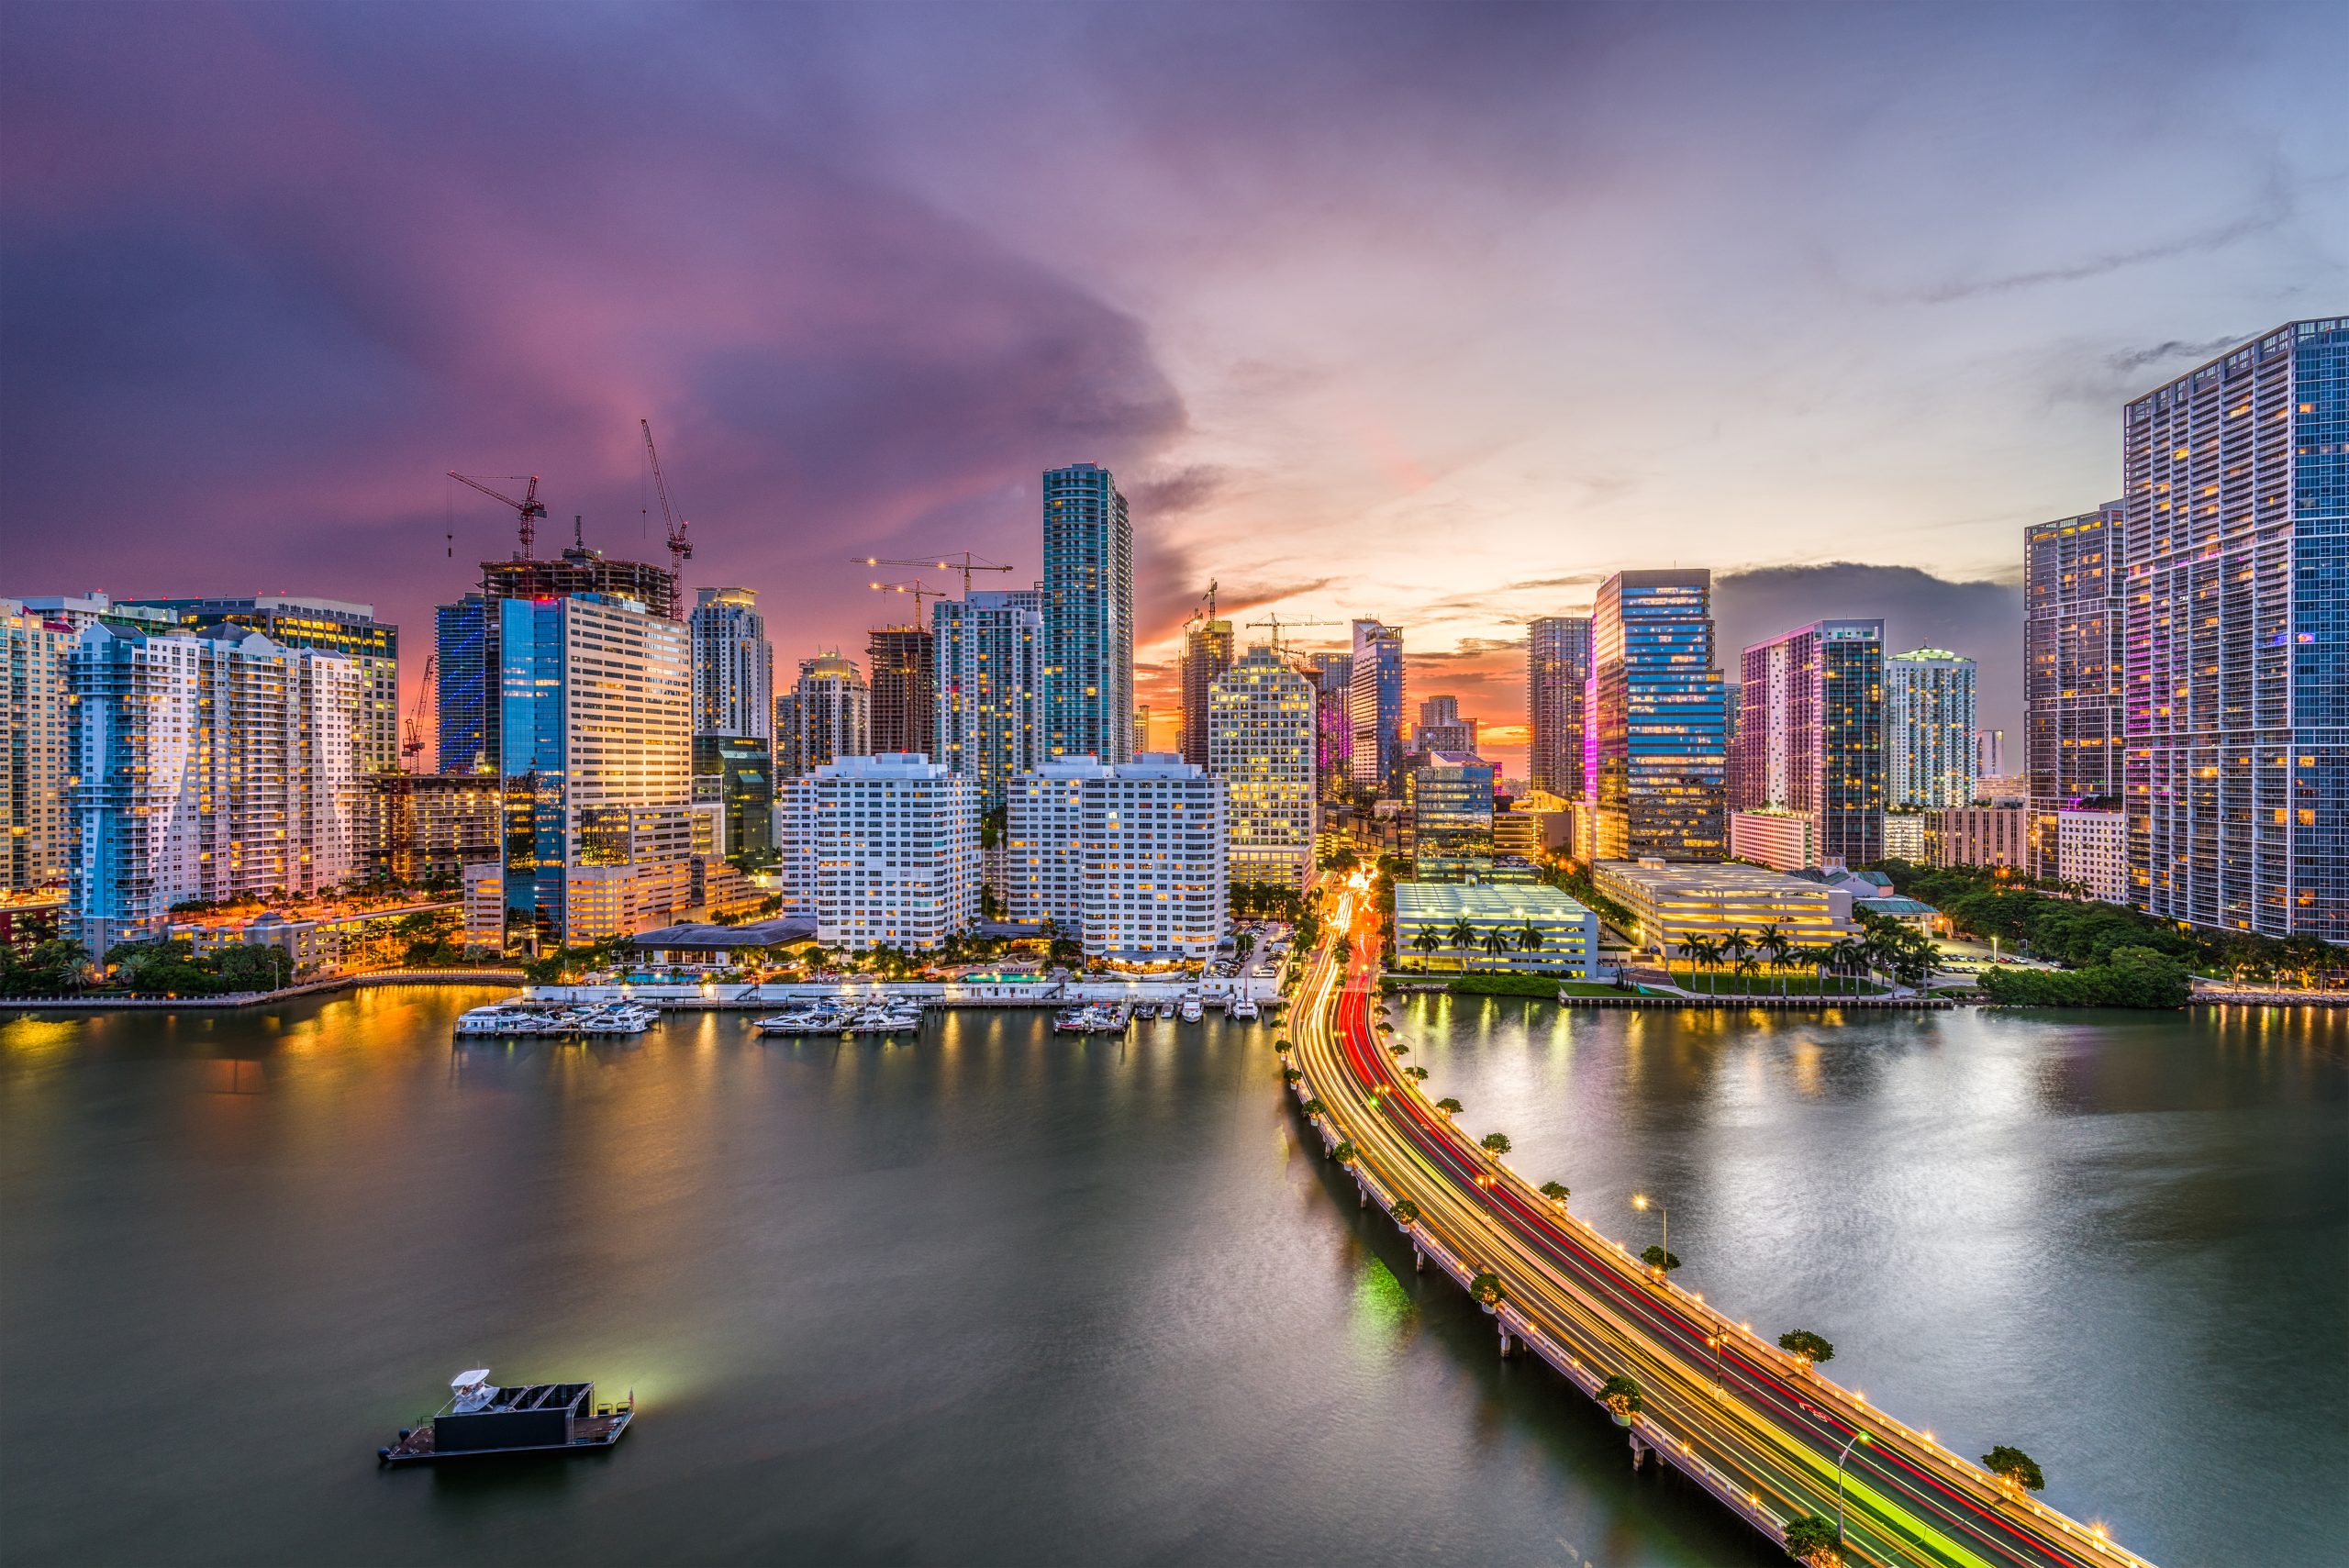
[1733,955,1759,996]
[1411,929,1442,968]
[1478,927,1510,968]
[1515,923,1545,957]
[1680,934,1719,992]
[1755,924,1790,997]
[1720,928,1753,993]
[1446,916,1478,952]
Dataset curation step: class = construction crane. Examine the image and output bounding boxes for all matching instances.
[448,473,548,559]
[852,551,1013,598]
[1184,579,1224,633]
[1244,613,1342,654]
[401,655,436,770]
[868,578,951,624]
[639,419,694,585]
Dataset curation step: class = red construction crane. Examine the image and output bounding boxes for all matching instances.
[448,472,548,559]
[401,655,436,770]
[640,419,694,589]
[852,551,1013,598]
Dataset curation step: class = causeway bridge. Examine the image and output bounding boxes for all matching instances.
[1288,888,2154,1568]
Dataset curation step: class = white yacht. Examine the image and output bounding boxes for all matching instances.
[1178,995,1203,1023]
[1228,996,1260,1021]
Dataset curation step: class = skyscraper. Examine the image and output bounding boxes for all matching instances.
[1731,619,1885,868]
[934,589,1045,811]
[1306,652,1353,802]
[1180,617,1233,765]
[1413,695,1477,756]
[2123,317,2347,941]
[867,624,935,757]
[688,587,773,740]
[1586,570,1726,862]
[778,653,869,779]
[2,599,73,893]
[692,733,776,869]
[1408,753,1497,882]
[128,595,399,775]
[2024,504,2125,817]
[495,593,693,947]
[1528,616,1591,799]
[1208,645,1318,889]
[1886,649,1977,809]
[69,622,360,954]
[1041,462,1133,764]
[1348,619,1406,788]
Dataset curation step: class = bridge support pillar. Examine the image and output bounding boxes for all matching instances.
[1412,1246,1424,1273]
[1358,1184,1367,1209]
[1497,1323,1513,1359]
[1629,1437,1646,1472]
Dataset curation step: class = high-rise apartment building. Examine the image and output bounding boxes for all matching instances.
[495,593,693,948]
[357,773,501,886]
[867,624,935,757]
[1306,652,1353,801]
[2122,318,2346,941]
[1528,616,1592,799]
[68,623,360,953]
[1733,618,1885,868]
[779,752,977,951]
[1413,695,1477,757]
[1041,463,1133,765]
[1886,649,1977,809]
[1208,646,1318,889]
[2,600,75,892]
[1348,620,1406,788]
[934,589,1045,811]
[777,653,869,780]
[1004,755,1226,962]
[2024,501,2127,874]
[125,595,401,776]
[1586,570,1726,862]
[688,587,773,740]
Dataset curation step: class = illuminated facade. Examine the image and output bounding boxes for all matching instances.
[1734,618,1885,868]
[1413,695,1477,756]
[933,589,1045,811]
[1348,619,1406,787]
[1305,652,1353,801]
[2,599,74,892]
[130,595,400,776]
[2122,318,2347,942]
[1005,754,1226,962]
[68,623,360,953]
[1392,883,1598,978]
[688,586,773,740]
[1408,751,1497,882]
[1587,570,1727,862]
[777,653,869,779]
[1592,858,1859,952]
[2025,502,2127,875]
[779,753,978,952]
[867,624,934,757]
[1527,615,1591,798]
[1886,649,1976,810]
[1208,646,1317,889]
[357,773,501,885]
[1041,462,1134,765]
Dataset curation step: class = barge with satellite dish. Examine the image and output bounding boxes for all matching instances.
[378,1369,635,1465]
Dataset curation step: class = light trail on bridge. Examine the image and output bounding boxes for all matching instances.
[1286,882,2153,1568]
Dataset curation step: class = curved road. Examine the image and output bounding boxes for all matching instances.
[1288,886,2152,1568]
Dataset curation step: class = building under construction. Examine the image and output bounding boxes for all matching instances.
[480,542,680,621]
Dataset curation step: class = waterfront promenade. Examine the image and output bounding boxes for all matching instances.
[1288,890,2154,1568]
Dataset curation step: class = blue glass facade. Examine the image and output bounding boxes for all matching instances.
[434,595,495,774]
[2123,317,2347,941]
[1041,463,1133,764]
[1590,570,1726,861]
[497,596,568,938]
[1348,621,1405,787]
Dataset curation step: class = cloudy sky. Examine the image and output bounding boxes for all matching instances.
[5,2,2343,769]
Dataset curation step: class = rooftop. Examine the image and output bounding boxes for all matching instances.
[1394,883,1593,922]
[630,917,815,950]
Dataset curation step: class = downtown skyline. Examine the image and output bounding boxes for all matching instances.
[6,4,2347,773]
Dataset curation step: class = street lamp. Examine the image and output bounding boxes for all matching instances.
[1835,1430,1872,1548]
[1703,1327,1727,1390]
[1631,1192,1666,1276]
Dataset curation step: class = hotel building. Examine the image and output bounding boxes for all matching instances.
[1004,754,1225,962]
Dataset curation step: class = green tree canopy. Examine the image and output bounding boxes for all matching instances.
[1479,1132,1512,1156]
[1778,1329,1835,1366]
[1597,1373,1643,1418]
[1640,1245,1681,1273]
[1467,1270,1504,1307]
[1391,1199,1421,1227]
[1980,1446,2045,1494]
[1330,1140,1358,1164]
[1538,1181,1570,1206]
[1783,1515,1842,1565]
[1435,1097,1463,1116]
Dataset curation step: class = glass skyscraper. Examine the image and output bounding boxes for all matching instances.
[687,586,773,740]
[1732,619,1884,868]
[2123,317,2347,942]
[1041,463,1133,764]
[1587,569,1725,862]
[933,589,1045,811]
[2025,502,2126,873]
[1348,619,1406,787]
[1527,615,1591,798]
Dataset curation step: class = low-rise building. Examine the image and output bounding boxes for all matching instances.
[1883,812,1927,862]
[1392,883,1599,979]
[358,773,501,887]
[1926,806,2031,871]
[2054,808,2128,905]
[0,889,67,955]
[169,898,463,975]
[1592,857,1859,953]
[629,917,814,969]
[1728,808,1816,873]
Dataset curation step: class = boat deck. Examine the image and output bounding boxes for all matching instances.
[382,1409,632,1464]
